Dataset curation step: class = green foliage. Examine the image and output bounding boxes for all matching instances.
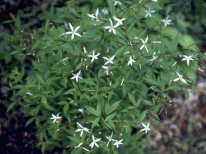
[0,0,203,153]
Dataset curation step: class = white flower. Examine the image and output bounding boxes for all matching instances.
[103,55,115,65]
[78,108,84,113]
[140,35,149,52]
[149,52,158,64]
[106,132,115,147]
[113,0,122,6]
[128,56,136,66]
[113,17,126,25]
[104,19,120,35]
[75,122,90,137]
[102,66,109,75]
[87,8,99,21]
[161,16,172,27]
[151,0,158,2]
[88,50,101,62]
[114,139,123,148]
[62,23,81,39]
[71,70,83,82]
[140,122,151,134]
[89,135,101,148]
[174,72,187,83]
[181,55,194,66]
[50,113,61,123]
[102,8,109,15]
[71,70,83,83]
[145,7,155,18]
[83,47,87,53]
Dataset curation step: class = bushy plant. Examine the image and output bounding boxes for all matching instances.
[2,0,205,153]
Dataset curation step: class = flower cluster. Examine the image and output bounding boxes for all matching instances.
[44,0,200,153]
[50,114,151,152]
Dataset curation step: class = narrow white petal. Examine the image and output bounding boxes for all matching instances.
[113,29,116,35]
[71,34,74,39]
[87,14,95,19]
[75,26,80,32]
[95,8,99,17]
[75,33,82,37]
[64,32,72,35]
[140,45,144,50]
[173,78,179,82]
[181,78,187,83]
[109,18,113,26]
[69,23,74,31]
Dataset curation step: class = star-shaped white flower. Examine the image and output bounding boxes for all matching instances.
[87,8,99,21]
[102,8,109,15]
[151,0,158,2]
[140,122,151,134]
[104,19,120,35]
[71,70,83,82]
[89,135,101,148]
[106,132,115,147]
[161,16,172,27]
[128,56,136,66]
[88,50,101,63]
[61,23,81,39]
[140,35,149,52]
[114,139,123,148]
[181,55,194,66]
[75,122,90,137]
[102,66,109,75]
[113,0,122,6]
[145,7,155,18]
[50,113,61,123]
[113,17,126,25]
[103,55,115,65]
[149,52,158,64]
[174,72,187,83]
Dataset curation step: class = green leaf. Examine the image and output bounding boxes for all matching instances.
[126,124,131,133]
[105,112,116,122]
[63,104,70,114]
[41,95,47,104]
[91,118,100,128]
[25,117,35,127]
[41,143,46,154]
[138,110,148,123]
[36,74,44,84]
[107,0,116,16]
[68,136,79,144]
[109,100,121,114]
[43,104,56,111]
[84,105,98,116]
[136,97,142,107]
[128,93,136,106]
[115,46,128,57]
[45,19,49,31]
[143,100,153,106]
[96,102,101,116]
[64,89,76,95]
[107,119,115,129]
[7,102,16,112]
